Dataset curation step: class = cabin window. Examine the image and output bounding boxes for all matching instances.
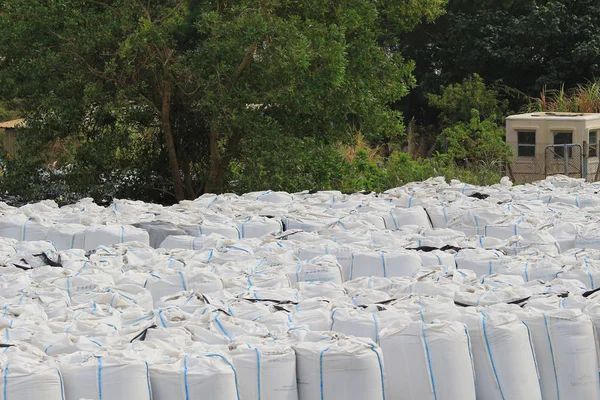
[517,131,536,157]
[553,131,573,158]
[589,130,598,157]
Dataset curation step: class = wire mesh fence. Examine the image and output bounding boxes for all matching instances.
[505,141,600,183]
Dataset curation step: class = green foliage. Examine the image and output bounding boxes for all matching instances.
[340,149,387,193]
[385,152,503,188]
[0,99,21,122]
[405,0,600,95]
[0,0,448,202]
[231,135,504,195]
[428,74,509,126]
[400,0,600,135]
[228,134,346,194]
[338,147,503,194]
[439,109,512,164]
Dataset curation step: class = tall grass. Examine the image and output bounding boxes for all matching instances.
[339,132,382,164]
[524,81,600,113]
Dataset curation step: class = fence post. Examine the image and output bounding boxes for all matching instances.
[564,144,569,175]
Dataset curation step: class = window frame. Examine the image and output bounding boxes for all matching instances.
[552,130,574,159]
[589,130,598,157]
[516,130,536,158]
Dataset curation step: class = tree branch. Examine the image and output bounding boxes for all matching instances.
[231,41,258,87]
[84,0,124,18]
[156,0,185,24]
[65,50,125,86]
[132,0,152,21]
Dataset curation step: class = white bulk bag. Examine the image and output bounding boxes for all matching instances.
[205,312,270,342]
[88,284,154,311]
[454,249,505,277]
[345,212,387,230]
[346,289,392,306]
[237,216,282,238]
[417,250,456,268]
[378,320,476,400]
[297,244,355,281]
[447,208,506,236]
[290,308,332,331]
[519,309,600,400]
[229,343,298,400]
[246,190,294,203]
[181,222,240,240]
[46,223,86,250]
[277,256,343,285]
[558,261,600,290]
[553,221,580,252]
[424,205,460,228]
[185,324,229,344]
[226,300,272,321]
[45,274,112,299]
[515,258,564,283]
[132,221,187,249]
[155,291,208,313]
[484,222,537,240]
[0,348,64,400]
[30,332,112,356]
[457,308,542,400]
[59,352,152,400]
[384,206,431,230]
[144,270,223,305]
[293,336,385,400]
[283,215,335,232]
[393,296,461,323]
[583,300,600,363]
[402,280,459,299]
[158,235,206,250]
[329,308,409,342]
[296,282,346,299]
[0,274,32,299]
[481,273,526,288]
[150,354,239,400]
[453,285,532,307]
[84,225,150,251]
[227,272,291,293]
[344,276,412,295]
[0,215,50,242]
[575,227,600,250]
[502,231,560,256]
[350,251,422,280]
[251,312,291,332]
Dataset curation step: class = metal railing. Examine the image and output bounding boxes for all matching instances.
[506,141,599,183]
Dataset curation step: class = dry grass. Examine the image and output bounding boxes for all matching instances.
[339,132,382,163]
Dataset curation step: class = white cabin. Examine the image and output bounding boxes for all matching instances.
[506,112,600,182]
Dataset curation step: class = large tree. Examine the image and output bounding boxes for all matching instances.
[401,0,600,124]
[0,0,445,201]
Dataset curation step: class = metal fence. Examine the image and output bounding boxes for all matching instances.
[506,141,600,183]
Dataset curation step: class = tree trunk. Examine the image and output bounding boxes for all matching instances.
[161,70,185,201]
[181,151,196,199]
[204,41,258,194]
[206,124,225,193]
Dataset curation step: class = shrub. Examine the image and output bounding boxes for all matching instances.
[439,109,512,165]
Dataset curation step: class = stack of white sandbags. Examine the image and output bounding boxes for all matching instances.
[0,175,596,398]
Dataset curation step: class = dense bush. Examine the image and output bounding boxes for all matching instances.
[228,134,346,194]
[439,109,512,165]
[428,74,509,127]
